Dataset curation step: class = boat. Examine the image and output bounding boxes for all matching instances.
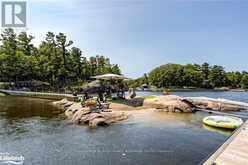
[203,116,243,129]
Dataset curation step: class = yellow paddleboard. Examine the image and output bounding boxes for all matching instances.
[203,116,243,129]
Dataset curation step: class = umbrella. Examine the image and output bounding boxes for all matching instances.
[92,73,129,80]
[82,80,103,93]
[87,80,101,87]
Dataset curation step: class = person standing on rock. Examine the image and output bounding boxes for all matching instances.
[128,88,136,99]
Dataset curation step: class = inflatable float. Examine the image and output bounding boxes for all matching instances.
[203,116,243,129]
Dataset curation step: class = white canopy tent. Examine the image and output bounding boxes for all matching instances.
[91,73,129,80]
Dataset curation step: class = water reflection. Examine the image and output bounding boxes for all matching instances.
[0,96,61,118]
[0,96,64,139]
[202,124,233,136]
[126,110,206,129]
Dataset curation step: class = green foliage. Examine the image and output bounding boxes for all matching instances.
[129,63,247,89]
[208,65,226,87]
[127,75,148,88]
[149,64,184,88]
[17,32,35,56]
[0,28,121,89]
[201,62,210,80]
[183,64,203,87]
[240,74,248,89]
[149,63,203,88]
[225,72,242,88]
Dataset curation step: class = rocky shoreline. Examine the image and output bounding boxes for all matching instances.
[53,99,128,128]
[53,95,248,128]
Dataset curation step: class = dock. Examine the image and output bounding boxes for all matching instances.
[0,89,74,100]
[203,120,248,165]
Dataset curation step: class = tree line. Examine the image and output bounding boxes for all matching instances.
[128,63,248,89]
[0,28,121,89]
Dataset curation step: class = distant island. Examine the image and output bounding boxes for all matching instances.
[128,63,248,91]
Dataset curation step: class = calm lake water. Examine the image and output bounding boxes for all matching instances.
[0,91,248,165]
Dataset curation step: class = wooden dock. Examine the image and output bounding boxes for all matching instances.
[0,89,74,100]
[203,120,248,165]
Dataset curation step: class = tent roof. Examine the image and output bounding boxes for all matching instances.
[92,73,129,80]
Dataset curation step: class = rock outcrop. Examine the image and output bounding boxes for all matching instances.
[54,99,128,128]
[53,95,248,128]
[185,97,247,111]
[142,95,248,112]
[143,95,193,113]
[67,107,128,128]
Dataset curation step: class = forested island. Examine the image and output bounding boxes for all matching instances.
[128,63,248,90]
[0,28,121,90]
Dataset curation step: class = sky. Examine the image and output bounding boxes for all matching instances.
[24,0,248,78]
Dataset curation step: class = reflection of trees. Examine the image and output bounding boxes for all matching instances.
[0,96,61,137]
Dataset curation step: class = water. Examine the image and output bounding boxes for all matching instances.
[0,91,247,165]
[137,90,248,103]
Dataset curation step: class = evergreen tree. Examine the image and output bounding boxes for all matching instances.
[240,74,248,89]
[208,65,226,87]
[0,28,122,89]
